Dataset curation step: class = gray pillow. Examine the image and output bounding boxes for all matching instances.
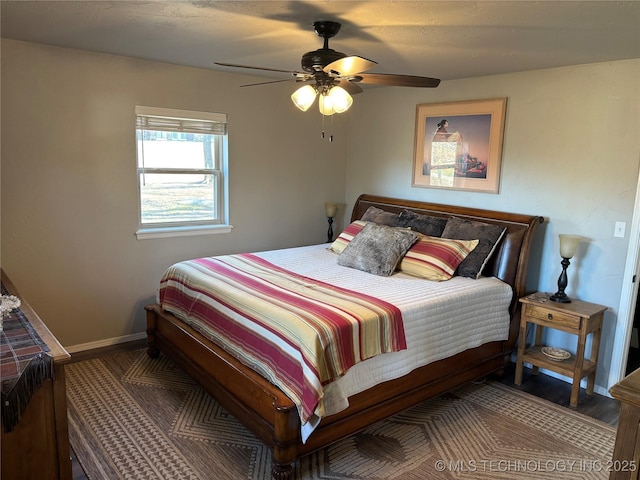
[338,223,418,276]
[360,206,399,226]
[396,209,448,237]
[441,216,507,279]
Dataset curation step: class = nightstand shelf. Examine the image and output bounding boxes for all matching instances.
[515,293,607,407]
[521,345,597,378]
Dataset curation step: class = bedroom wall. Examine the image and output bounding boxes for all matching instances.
[2,38,638,395]
[344,59,640,392]
[0,39,348,346]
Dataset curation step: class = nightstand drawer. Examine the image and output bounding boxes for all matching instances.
[525,304,580,329]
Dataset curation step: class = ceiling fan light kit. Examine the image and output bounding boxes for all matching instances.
[216,20,440,122]
[292,84,353,115]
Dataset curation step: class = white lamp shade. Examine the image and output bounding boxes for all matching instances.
[318,93,335,116]
[291,85,317,111]
[559,234,582,258]
[327,86,353,113]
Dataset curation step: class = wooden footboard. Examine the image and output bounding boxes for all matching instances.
[146,194,543,479]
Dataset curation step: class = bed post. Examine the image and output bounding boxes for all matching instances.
[271,401,299,480]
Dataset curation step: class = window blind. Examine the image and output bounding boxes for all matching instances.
[135,106,227,135]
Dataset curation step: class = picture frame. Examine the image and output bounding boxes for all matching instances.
[412,98,507,193]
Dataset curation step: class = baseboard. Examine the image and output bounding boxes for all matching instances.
[66,332,147,354]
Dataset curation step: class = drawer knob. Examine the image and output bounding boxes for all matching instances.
[547,313,554,320]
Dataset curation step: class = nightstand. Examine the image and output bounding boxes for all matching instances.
[514,293,607,407]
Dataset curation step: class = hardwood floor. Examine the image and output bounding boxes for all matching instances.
[71,450,87,480]
[68,347,620,480]
[495,362,620,426]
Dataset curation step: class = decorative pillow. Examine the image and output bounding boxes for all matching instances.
[338,223,418,277]
[360,206,399,226]
[441,217,507,279]
[396,209,448,237]
[399,234,479,281]
[329,220,368,254]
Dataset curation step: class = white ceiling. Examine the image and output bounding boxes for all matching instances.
[1,1,639,84]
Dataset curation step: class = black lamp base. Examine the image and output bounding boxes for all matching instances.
[550,257,572,303]
[549,292,571,303]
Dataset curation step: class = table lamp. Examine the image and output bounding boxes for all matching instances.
[325,202,337,242]
[550,234,582,303]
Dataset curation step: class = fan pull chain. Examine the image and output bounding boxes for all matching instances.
[329,115,334,142]
[320,115,334,142]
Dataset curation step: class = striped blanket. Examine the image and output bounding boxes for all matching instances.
[158,253,406,425]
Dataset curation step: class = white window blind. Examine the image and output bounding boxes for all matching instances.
[135,108,227,135]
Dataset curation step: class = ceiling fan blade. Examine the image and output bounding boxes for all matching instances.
[355,73,441,88]
[324,56,377,76]
[240,79,297,87]
[214,61,304,76]
[335,79,363,95]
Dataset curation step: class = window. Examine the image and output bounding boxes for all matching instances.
[135,106,231,239]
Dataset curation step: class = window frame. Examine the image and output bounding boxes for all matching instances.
[134,106,232,240]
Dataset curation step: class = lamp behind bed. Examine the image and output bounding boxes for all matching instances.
[325,202,337,242]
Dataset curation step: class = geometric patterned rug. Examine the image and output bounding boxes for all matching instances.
[66,348,616,480]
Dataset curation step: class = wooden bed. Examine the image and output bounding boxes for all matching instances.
[145,193,543,479]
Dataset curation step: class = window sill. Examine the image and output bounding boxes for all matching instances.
[135,224,233,240]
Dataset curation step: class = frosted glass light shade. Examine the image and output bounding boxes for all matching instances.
[324,202,337,217]
[318,93,335,116]
[291,85,317,111]
[327,86,353,113]
[559,234,581,259]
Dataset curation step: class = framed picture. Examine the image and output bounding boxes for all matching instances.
[412,98,507,193]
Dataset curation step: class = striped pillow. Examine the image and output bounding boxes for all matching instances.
[329,220,368,253]
[399,234,479,281]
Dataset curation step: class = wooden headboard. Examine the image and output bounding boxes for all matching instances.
[352,194,544,350]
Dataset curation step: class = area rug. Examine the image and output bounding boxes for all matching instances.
[66,348,616,480]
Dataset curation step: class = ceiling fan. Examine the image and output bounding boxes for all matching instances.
[215,20,440,116]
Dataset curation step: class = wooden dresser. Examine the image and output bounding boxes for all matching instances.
[1,271,72,480]
[609,367,640,479]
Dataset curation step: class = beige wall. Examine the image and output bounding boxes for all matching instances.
[1,39,347,346]
[345,59,640,391]
[2,38,639,393]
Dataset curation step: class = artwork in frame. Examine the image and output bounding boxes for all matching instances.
[412,98,507,193]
